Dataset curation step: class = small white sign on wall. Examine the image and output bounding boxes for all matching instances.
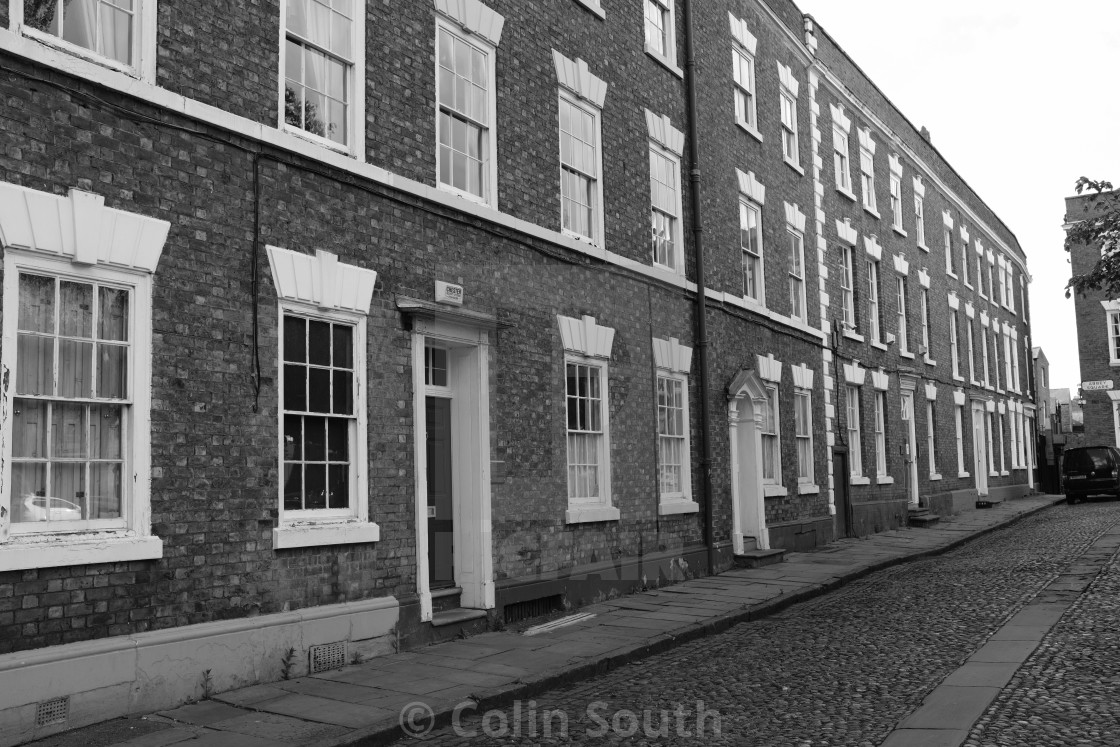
[435,280,464,306]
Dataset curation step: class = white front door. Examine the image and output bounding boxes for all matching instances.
[971,403,989,497]
[902,392,919,505]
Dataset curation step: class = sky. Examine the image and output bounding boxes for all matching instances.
[793,0,1120,393]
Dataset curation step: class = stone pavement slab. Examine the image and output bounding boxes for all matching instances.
[39,494,1063,747]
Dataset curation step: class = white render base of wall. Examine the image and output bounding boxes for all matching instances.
[0,596,399,747]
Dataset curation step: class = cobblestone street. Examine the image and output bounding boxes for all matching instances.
[406,502,1120,746]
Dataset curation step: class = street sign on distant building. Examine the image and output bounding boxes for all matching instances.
[1081,380,1114,391]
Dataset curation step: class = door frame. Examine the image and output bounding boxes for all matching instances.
[832,447,852,539]
[971,399,989,497]
[411,317,493,621]
[900,376,920,505]
[728,368,770,553]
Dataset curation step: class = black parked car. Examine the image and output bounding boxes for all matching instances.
[1063,446,1120,504]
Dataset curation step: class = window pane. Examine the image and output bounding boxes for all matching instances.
[304,415,326,461]
[58,339,94,398]
[19,274,55,333]
[283,464,303,510]
[284,315,306,363]
[12,464,48,523]
[304,463,327,509]
[52,402,87,459]
[100,2,133,64]
[284,364,307,411]
[16,334,53,396]
[328,464,349,508]
[332,370,353,415]
[327,417,347,461]
[51,462,86,511]
[13,399,48,458]
[97,342,128,399]
[309,367,331,412]
[89,463,122,518]
[332,323,353,368]
[60,281,93,338]
[62,0,97,53]
[98,286,129,341]
[307,321,331,364]
[284,414,302,460]
[90,404,123,459]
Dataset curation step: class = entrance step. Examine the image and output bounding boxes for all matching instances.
[908,507,941,527]
[429,607,490,643]
[430,586,462,614]
[733,548,786,568]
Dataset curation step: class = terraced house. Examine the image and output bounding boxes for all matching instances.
[0,0,1035,741]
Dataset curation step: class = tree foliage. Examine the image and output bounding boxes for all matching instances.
[1066,177,1120,299]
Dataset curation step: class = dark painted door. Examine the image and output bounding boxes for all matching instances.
[426,396,454,588]
[834,450,851,539]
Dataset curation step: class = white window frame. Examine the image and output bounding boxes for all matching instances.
[279,0,365,155]
[981,324,991,387]
[732,42,758,134]
[858,129,877,215]
[914,194,927,249]
[650,141,684,273]
[944,225,956,277]
[741,197,765,306]
[1109,310,1120,365]
[896,275,909,355]
[16,0,158,82]
[890,174,903,231]
[840,244,857,331]
[976,254,986,299]
[847,385,863,479]
[961,238,972,288]
[950,311,961,380]
[761,384,781,485]
[643,0,680,74]
[920,287,931,359]
[778,64,801,170]
[795,388,813,484]
[954,402,968,478]
[0,185,168,571]
[434,16,500,208]
[834,124,853,195]
[558,88,604,245]
[868,259,882,345]
[788,227,806,322]
[655,370,693,509]
[992,328,1002,391]
[874,390,887,478]
[967,319,977,384]
[926,400,938,479]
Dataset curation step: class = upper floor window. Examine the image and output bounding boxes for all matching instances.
[858,128,877,214]
[840,244,857,331]
[943,212,956,276]
[950,310,961,379]
[896,276,909,354]
[914,184,927,248]
[778,64,800,168]
[788,228,806,321]
[435,7,504,207]
[732,46,757,131]
[920,287,931,358]
[890,175,903,229]
[283,0,362,150]
[867,258,882,344]
[554,51,607,244]
[741,199,764,304]
[1108,309,1120,364]
[23,0,152,76]
[647,111,686,274]
[831,107,854,195]
[644,0,678,71]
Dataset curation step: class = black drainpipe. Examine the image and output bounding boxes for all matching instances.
[681,0,717,575]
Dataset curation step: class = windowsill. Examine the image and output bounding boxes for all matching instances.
[900,351,916,360]
[876,475,894,485]
[273,520,381,549]
[21,25,143,81]
[863,204,881,220]
[566,505,621,524]
[836,185,857,202]
[978,293,988,301]
[572,0,606,19]
[924,356,937,367]
[842,329,865,343]
[0,533,163,572]
[892,225,907,238]
[1000,471,1010,477]
[953,374,965,382]
[562,228,603,249]
[871,340,889,351]
[282,122,355,159]
[947,271,958,280]
[1110,360,1120,367]
[988,471,999,478]
[850,475,871,486]
[742,294,767,310]
[645,47,684,78]
[929,473,943,481]
[958,471,971,478]
[784,157,805,176]
[659,498,700,516]
[963,281,974,290]
[798,483,820,495]
[438,182,494,211]
[763,484,789,497]
[917,242,930,253]
[737,120,764,143]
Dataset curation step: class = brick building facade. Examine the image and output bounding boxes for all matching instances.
[1065,190,1120,447]
[0,0,1034,740]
